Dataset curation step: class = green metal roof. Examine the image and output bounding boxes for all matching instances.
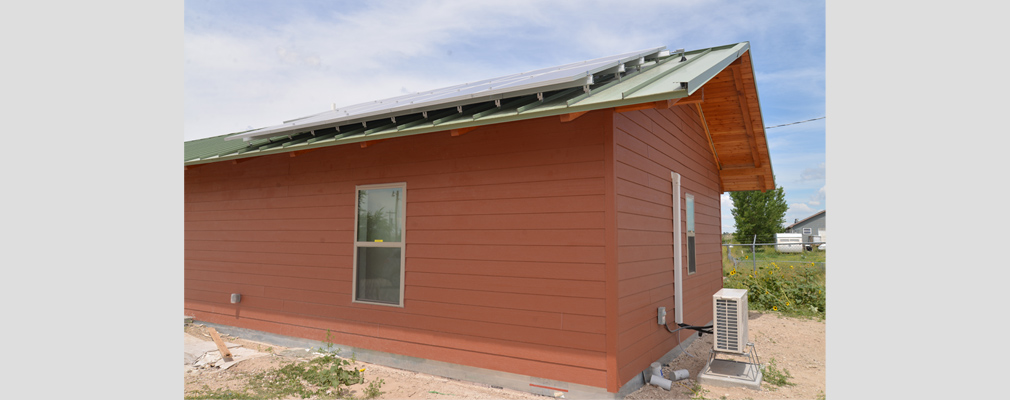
[185,42,750,166]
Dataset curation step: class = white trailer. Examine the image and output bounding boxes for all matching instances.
[775,233,803,253]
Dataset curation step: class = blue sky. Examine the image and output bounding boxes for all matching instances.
[184,0,826,233]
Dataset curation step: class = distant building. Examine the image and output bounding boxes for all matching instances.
[786,210,826,244]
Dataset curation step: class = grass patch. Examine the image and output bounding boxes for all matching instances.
[722,242,826,271]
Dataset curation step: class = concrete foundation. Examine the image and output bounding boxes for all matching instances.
[697,358,763,391]
[195,320,704,399]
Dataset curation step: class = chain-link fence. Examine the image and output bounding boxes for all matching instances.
[722,238,826,272]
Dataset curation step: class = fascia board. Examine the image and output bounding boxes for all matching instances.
[683,42,750,95]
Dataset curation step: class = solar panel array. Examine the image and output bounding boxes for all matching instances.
[226,46,669,142]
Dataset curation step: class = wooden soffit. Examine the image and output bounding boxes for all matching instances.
[697,50,776,192]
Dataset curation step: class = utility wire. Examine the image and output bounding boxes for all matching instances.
[765,116,825,129]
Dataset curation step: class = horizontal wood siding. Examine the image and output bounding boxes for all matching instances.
[185,113,610,388]
[611,106,724,385]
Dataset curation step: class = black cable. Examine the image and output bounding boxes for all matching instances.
[664,321,712,336]
[765,116,825,129]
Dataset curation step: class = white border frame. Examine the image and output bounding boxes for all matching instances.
[351,182,407,307]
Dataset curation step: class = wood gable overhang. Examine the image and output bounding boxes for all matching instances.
[695,51,776,192]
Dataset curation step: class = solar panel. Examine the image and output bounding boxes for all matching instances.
[225,46,668,141]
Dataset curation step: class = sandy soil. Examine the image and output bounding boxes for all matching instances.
[184,312,824,399]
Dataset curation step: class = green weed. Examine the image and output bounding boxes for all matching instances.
[186,331,380,400]
[761,358,795,389]
[688,382,710,400]
[364,378,385,399]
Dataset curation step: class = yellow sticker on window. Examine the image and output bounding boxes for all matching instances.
[375,239,383,242]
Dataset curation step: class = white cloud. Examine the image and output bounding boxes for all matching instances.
[801,162,826,182]
[790,203,815,214]
[809,185,826,207]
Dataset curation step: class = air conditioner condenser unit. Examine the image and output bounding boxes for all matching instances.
[712,288,749,354]
[698,288,762,389]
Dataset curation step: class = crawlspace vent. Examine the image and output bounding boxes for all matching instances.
[715,299,740,352]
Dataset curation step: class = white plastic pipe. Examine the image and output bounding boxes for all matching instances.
[671,369,690,381]
[671,172,683,324]
[649,374,672,391]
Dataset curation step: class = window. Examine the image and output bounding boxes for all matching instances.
[802,227,813,235]
[686,193,696,275]
[352,183,406,306]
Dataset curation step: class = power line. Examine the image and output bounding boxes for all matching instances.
[765,116,825,129]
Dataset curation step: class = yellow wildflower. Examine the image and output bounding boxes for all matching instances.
[772,306,778,311]
[729,269,737,276]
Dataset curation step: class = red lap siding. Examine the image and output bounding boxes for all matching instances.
[185,113,610,387]
[612,106,724,387]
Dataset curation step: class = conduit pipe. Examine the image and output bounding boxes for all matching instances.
[672,172,683,324]
[649,374,673,391]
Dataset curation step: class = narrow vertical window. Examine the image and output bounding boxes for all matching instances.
[353,183,406,306]
[686,193,696,275]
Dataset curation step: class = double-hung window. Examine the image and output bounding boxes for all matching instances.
[352,183,406,306]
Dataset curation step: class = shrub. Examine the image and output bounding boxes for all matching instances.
[723,262,825,319]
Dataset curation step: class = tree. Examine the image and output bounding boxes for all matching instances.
[730,185,788,244]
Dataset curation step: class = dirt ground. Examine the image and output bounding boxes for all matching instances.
[627,312,825,399]
[184,324,543,399]
[184,312,824,399]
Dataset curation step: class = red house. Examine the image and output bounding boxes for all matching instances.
[184,42,774,398]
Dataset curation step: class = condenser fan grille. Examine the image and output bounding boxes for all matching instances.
[715,298,740,352]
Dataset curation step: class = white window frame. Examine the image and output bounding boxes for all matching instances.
[351,182,406,307]
[802,227,813,235]
[686,193,696,275]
